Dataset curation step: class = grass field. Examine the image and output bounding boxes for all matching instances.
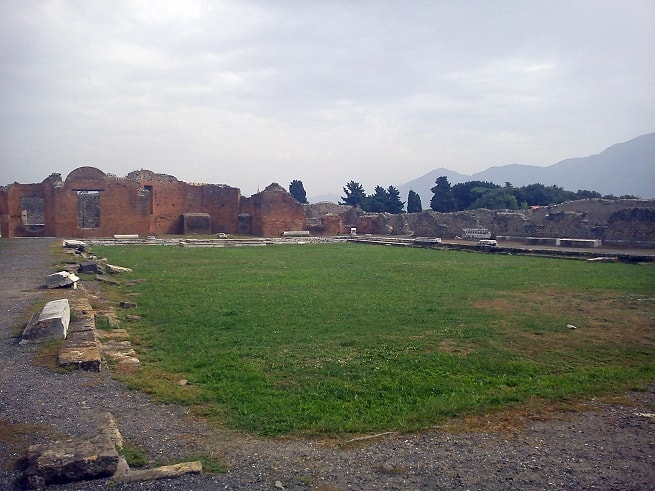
[94,243,655,436]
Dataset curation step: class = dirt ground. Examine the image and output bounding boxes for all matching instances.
[0,238,654,490]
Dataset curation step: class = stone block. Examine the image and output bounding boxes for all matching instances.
[78,260,100,274]
[22,299,70,341]
[22,434,119,489]
[46,271,79,289]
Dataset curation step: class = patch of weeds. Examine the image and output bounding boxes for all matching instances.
[94,314,113,331]
[118,441,148,468]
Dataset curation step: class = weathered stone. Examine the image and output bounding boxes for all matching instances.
[58,344,102,371]
[46,271,80,289]
[106,264,133,274]
[22,299,70,341]
[78,260,100,274]
[282,230,310,237]
[62,239,86,251]
[119,301,137,309]
[126,314,141,321]
[22,434,119,489]
[113,461,202,484]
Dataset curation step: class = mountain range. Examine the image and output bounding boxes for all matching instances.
[310,133,655,204]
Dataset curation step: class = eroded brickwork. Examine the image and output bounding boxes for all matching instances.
[0,167,306,238]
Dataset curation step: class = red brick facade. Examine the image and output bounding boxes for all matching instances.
[0,167,307,238]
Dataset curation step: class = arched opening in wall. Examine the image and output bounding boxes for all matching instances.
[21,197,45,234]
[77,190,100,228]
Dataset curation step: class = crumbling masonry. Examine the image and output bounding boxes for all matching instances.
[0,167,306,238]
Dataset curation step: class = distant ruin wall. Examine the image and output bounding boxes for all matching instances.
[301,199,655,242]
[360,200,655,242]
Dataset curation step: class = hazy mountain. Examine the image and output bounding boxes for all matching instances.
[309,193,342,204]
[397,133,655,206]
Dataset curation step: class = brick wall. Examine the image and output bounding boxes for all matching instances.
[0,167,305,238]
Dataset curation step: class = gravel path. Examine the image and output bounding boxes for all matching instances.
[1,238,653,490]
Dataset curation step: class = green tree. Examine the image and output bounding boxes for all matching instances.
[340,181,367,208]
[288,179,308,204]
[385,185,404,214]
[451,180,499,210]
[470,188,519,210]
[366,186,389,212]
[407,190,422,213]
[430,176,457,212]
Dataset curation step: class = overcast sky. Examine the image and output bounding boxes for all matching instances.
[1,1,654,197]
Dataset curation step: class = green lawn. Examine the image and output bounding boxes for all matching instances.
[94,243,655,436]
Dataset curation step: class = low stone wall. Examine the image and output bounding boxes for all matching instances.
[309,199,655,243]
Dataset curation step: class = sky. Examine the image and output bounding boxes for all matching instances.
[1,1,654,198]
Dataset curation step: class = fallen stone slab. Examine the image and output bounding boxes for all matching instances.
[106,264,133,274]
[62,239,87,251]
[46,271,80,289]
[22,299,70,341]
[587,256,617,262]
[113,461,202,484]
[22,434,119,489]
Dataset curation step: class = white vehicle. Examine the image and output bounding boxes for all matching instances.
[478,239,497,246]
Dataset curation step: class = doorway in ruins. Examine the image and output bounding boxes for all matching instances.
[77,190,100,228]
[21,196,46,234]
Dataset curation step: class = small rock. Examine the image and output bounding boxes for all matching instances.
[275,481,285,490]
[119,301,137,309]
[566,324,577,329]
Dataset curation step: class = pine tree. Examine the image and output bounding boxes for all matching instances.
[406,190,422,213]
[430,176,457,212]
[289,180,308,204]
[340,181,367,208]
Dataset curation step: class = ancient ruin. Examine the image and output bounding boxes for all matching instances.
[2,166,654,244]
[0,167,306,238]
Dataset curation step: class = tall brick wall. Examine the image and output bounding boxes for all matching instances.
[0,167,305,238]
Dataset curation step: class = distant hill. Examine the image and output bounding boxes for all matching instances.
[397,133,655,206]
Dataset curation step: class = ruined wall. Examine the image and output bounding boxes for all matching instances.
[248,183,307,237]
[1,167,304,238]
[310,199,655,242]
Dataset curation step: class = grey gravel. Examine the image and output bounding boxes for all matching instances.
[1,238,654,490]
